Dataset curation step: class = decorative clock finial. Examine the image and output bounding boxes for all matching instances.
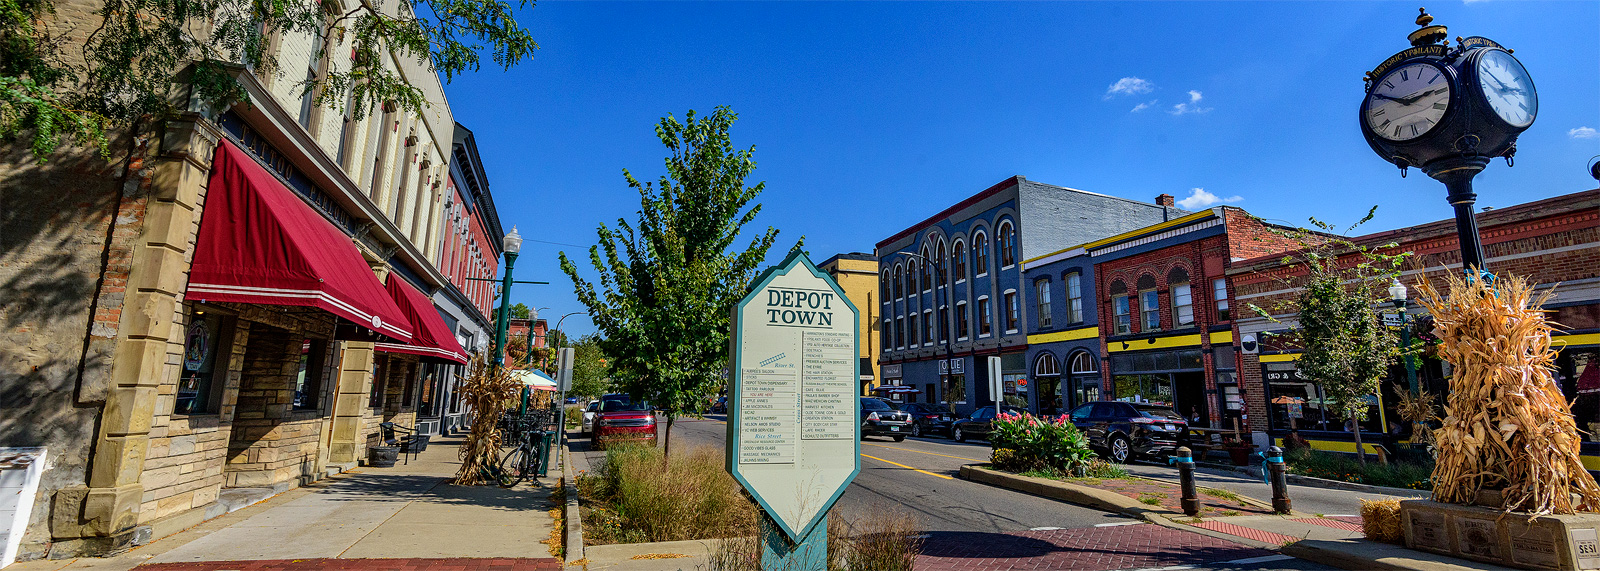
[1408,7,1448,46]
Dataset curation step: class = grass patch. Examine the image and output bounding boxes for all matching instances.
[1285,448,1434,490]
[709,505,923,571]
[565,406,583,428]
[1201,488,1242,502]
[578,443,756,545]
[1138,493,1165,505]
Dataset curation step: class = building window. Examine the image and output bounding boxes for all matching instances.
[882,318,891,350]
[1170,267,1194,326]
[924,310,935,345]
[293,338,329,410]
[881,271,890,302]
[998,222,1016,268]
[1137,274,1160,331]
[1004,290,1019,333]
[1035,279,1052,328]
[1214,278,1231,321]
[176,308,232,415]
[973,232,989,277]
[896,316,906,349]
[907,313,919,346]
[895,266,905,299]
[956,301,969,340]
[1110,280,1131,335]
[370,355,389,408]
[978,296,993,337]
[935,241,947,288]
[953,241,967,282]
[938,306,950,343]
[920,248,933,292]
[1066,272,1084,324]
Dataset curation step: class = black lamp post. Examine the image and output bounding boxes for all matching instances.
[1388,279,1418,396]
[1359,9,1537,274]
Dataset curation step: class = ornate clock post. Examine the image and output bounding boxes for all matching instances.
[1359,8,1537,272]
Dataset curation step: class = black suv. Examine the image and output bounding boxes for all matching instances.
[950,405,1027,442]
[1066,401,1188,463]
[895,402,955,438]
[860,397,911,441]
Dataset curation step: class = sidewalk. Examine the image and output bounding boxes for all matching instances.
[11,436,561,571]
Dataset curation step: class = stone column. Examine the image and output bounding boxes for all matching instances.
[328,342,375,465]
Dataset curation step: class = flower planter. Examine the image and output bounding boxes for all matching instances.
[368,445,400,468]
[1401,499,1600,570]
[1226,446,1253,466]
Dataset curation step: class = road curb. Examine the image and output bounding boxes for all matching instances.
[957,464,1178,519]
[563,442,584,566]
[1123,474,1282,513]
[1282,473,1433,498]
[1282,538,1505,571]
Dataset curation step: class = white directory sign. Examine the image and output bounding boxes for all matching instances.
[727,250,860,542]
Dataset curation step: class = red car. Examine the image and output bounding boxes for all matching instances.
[594,400,657,449]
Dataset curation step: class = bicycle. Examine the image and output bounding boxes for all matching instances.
[493,413,550,488]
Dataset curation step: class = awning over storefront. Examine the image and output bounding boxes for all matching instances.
[187,140,413,341]
[512,369,559,392]
[375,275,469,364]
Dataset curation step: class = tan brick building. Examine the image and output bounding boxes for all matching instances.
[819,253,881,394]
[0,0,489,559]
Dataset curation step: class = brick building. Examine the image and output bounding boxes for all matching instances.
[818,253,881,395]
[873,176,1185,416]
[1228,188,1599,454]
[0,0,489,559]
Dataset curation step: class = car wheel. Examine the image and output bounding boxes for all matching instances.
[892,435,906,442]
[910,424,923,438]
[1109,434,1131,463]
[953,427,966,442]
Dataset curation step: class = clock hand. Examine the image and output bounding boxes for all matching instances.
[1396,87,1445,106]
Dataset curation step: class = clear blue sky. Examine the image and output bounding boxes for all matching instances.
[444,1,1599,338]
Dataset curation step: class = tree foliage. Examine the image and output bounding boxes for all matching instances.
[560,107,794,458]
[2,0,537,162]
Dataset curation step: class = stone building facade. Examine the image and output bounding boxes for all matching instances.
[0,0,489,559]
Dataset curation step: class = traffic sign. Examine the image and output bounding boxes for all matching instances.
[727,250,860,567]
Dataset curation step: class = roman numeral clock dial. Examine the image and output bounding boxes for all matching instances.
[1365,62,1451,142]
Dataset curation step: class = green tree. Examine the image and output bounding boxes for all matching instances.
[1250,208,1409,467]
[560,106,794,460]
[497,302,532,321]
[2,0,536,162]
[567,334,611,398]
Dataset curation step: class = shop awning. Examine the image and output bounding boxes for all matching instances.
[375,275,469,364]
[512,369,559,391]
[186,140,413,341]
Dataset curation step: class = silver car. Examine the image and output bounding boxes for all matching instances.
[580,401,600,435]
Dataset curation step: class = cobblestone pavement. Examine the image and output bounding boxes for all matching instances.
[135,559,563,571]
[915,523,1281,571]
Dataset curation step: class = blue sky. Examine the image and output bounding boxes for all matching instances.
[444,1,1599,337]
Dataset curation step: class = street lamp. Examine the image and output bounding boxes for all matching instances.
[1389,279,1418,395]
[526,306,550,365]
[492,227,524,369]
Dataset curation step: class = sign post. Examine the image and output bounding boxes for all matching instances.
[988,356,1003,417]
[727,250,861,570]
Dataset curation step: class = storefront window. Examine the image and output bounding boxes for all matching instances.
[293,339,328,410]
[1265,363,1382,433]
[1558,348,1600,441]
[176,311,228,414]
[942,374,967,405]
[1112,374,1173,406]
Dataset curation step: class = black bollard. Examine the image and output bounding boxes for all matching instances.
[1267,446,1291,514]
[1176,446,1199,517]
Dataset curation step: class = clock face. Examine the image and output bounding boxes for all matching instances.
[1476,49,1536,128]
[1365,62,1451,142]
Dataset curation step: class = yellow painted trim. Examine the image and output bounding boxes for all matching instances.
[1079,211,1218,252]
[1274,438,1385,455]
[1108,333,1203,353]
[1023,244,1086,265]
[1209,331,1234,344]
[1258,353,1301,362]
[1027,326,1100,345]
[1554,333,1600,348]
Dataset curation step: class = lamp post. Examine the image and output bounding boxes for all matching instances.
[1389,279,1418,396]
[492,227,524,369]
[527,306,550,367]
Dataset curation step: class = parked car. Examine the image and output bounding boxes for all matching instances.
[950,405,1026,442]
[896,402,955,438]
[1066,401,1188,463]
[580,400,601,435]
[709,396,727,414]
[565,396,580,404]
[594,400,657,449]
[860,397,911,441]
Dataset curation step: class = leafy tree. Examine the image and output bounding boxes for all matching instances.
[497,302,532,321]
[2,0,537,162]
[568,334,611,398]
[560,107,794,460]
[1249,208,1409,467]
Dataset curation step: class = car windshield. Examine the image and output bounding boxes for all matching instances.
[1134,406,1184,421]
[586,403,599,412]
[860,398,892,411]
[602,401,647,412]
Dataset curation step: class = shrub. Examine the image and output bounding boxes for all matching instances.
[565,405,583,428]
[1285,447,1434,490]
[582,443,757,543]
[988,411,1096,476]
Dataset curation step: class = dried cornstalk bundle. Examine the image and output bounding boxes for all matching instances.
[1394,386,1438,448]
[1418,273,1600,514]
[452,354,524,485]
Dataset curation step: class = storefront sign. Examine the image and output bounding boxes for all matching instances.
[728,250,860,549]
[881,363,902,378]
[938,359,964,375]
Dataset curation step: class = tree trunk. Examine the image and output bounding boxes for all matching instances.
[662,412,675,466]
[1351,412,1368,468]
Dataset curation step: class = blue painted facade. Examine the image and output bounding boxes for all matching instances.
[1020,247,1103,416]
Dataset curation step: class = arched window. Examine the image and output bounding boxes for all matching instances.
[880,270,890,302]
[1034,353,1061,377]
[1069,351,1098,373]
[998,221,1016,268]
[895,265,905,299]
[934,240,947,288]
[1110,280,1131,335]
[1136,274,1160,331]
[919,246,932,292]
[909,259,920,293]
[1168,267,1194,326]
[952,240,967,282]
[972,231,989,276]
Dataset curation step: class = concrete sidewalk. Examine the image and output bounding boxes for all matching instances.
[12,436,560,571]
[1171,514,1506,571]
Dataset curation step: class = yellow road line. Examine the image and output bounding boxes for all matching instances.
[862,442,984,462]
[860,453,953,480]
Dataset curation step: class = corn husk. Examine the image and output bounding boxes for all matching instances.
[1361,498,1404,543]
[452,354,525,485]
[1418,272,1600,514]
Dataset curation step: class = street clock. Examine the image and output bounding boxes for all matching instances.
[1359,8,1537,271]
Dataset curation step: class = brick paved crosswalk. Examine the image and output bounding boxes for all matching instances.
[915,523,1275,571]
[136,559,563,571]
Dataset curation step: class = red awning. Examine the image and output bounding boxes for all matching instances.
[375,275,470,364]
[186,140,413,342]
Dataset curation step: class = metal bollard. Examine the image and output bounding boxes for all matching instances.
[1267,446,1291,514]
[1176,446,1199,517]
